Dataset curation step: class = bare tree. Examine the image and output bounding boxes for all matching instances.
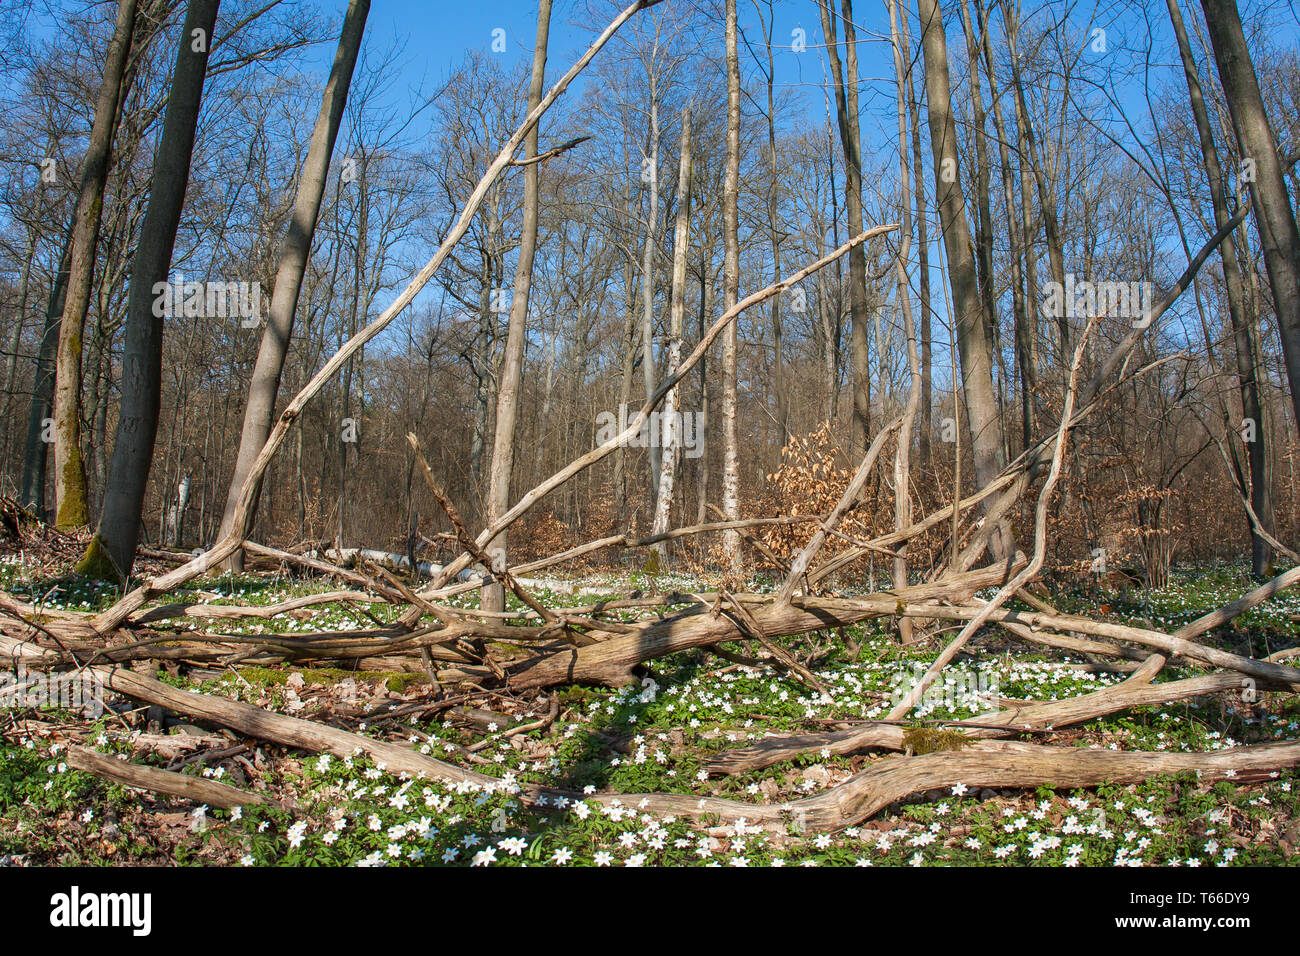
[975,0,1035,450]
[748,0,788,455]
[817,0,872,455]
[887,0,922,642]
[651,107,692,557]
[19,235,73,517]
[908,15,934,472]
[917,0,1010,556]
[79,0,221,579]
[217,0,370,571]
[1200,0,1300,443]
[1168,0,1275,574]
[51,0,139,528]
[720,0,741,567]
[483,0,552,613]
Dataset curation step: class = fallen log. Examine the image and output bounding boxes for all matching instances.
[507,558,1025,689]
[765,738,1300,832]
[65,744,278,811]
[705,661,1274,775]
[1173,563,1300,641]
[800,597,1300,689]
[1,634,489,786]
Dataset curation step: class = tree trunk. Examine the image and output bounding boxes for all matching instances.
[695,236,712,527]
[640,82,661,509]
[2,224,37,455]
[917,0,1010,555]
[20,235,73,517]
[721,0,741,567]
[759,10,787,456]
[52,0,138,528]
[908,38,932,471]
[887,0,922,642]
[1008,37,1044,392]
[217,0,370,570]
[976,0,1035,451]
[1169,0,1275,574]
[818,0,871,456]
[957,0,998,366]
[1200,0,1300,461]
[613,252,638,528]
[164,473,191,547]
[651,109,692,559]
[1004,6,1067,365]
[470,246,496,508]
[80,0,220,580]
[483,0,551,613]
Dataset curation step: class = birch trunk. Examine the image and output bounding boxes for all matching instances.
[640,82,661,507]
[721,0,741,567]
[651,109,692,559]
[887,0,922,642]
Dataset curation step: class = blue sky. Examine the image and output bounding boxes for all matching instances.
[311,0,1300,191]
[317,0,902,142]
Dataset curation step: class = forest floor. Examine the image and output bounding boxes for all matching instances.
[2,557,1299,867]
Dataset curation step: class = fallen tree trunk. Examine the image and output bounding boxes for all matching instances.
[1173,563,1300,641]
[507,557,1025,689]
[66,744,279,811]
[766,738,1300,832]
[1,633,489,786]
[706,659,1276,774]
[800,596,1300,689]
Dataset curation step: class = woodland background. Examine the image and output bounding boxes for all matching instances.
[1,0,1298,587]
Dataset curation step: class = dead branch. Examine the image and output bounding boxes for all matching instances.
[401,223,901,622]
[796,595,1300,688]
[66,744,280,811]
[507,558,1023,689]
[508,134,592,166]
[1173,563,1300,641]
[705,654,1279,775]
[888,318,1095,719]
